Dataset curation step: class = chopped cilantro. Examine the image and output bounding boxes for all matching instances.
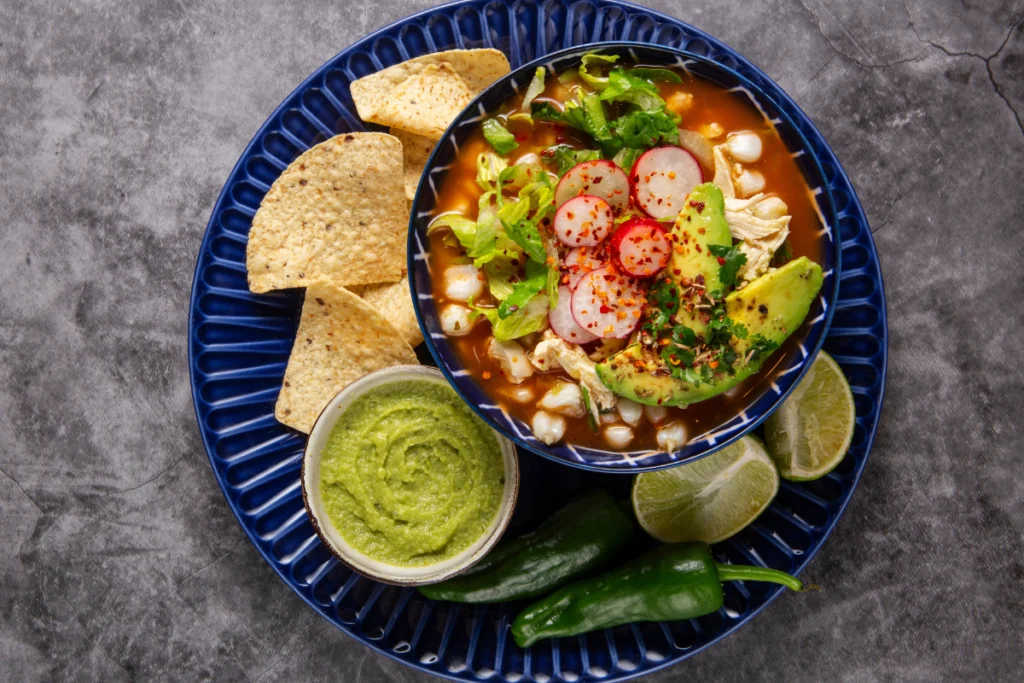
[708,244,748,287]
[771,240,794,268]
[747,334,780,363]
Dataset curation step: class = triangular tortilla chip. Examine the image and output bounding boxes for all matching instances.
[390,127,435,200]
[246,132,407,293]
[275,282,419,433]
[349,275,422,347]
[351,49,510,138]
[370,63,472,139]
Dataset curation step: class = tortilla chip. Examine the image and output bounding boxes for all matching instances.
[350,49,510,138]
[390,128,435,201]
[275,282,419,433]
[369,63,472,139]
[246,132,407,293]
[349,275,422,347]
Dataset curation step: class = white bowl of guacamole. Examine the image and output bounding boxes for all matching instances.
[301,365,519,586]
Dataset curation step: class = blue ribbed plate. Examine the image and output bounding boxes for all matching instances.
[188,1,887,680]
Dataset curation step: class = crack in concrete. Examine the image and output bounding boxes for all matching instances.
[872,192,904,236]
[53,581,134,680]
[174,535,246,588]
[797,0,928,69]
[808,54,836,85]
[103,453,189,496]
[903,1,1024,138]
[799,0,1023,138]
[0,464,44,514]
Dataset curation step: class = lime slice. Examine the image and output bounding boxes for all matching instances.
[632,436,779,544]
[764,351,856,481]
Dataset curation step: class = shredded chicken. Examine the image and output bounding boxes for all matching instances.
[712,146,735,199]
[712,140,793,286]
[723,193,791,285]
[530,331,616,420]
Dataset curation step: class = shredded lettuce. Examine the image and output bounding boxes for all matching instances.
[533,96,621,158]
[496,177,556,265]
[468,192,498,261]
[579,94,619,156]
[613,108,680,148]
[611,147,644,173]
[498,158,546,192]
[482,259,517,300]
[498,259,549,318]
[519,180,556,221]
[546,261,560,309]
[519,67,547,118]
[504,217,547,264]
[541,144,601,176]
[578,53,618,90]
[472,293,550,341]
[598,68,667,109]
[427,214,476,249]
[482,118,519,155]
[476,152,509,192]
[534,54,687,165]
[627,67,683,84]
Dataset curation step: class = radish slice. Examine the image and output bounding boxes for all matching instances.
[563,246,607,289]
[549,285,599,344]
[570,267,645,339]
[553,195,613,247]
[630,147,703,220]
[609,217,671,279]
[555,160,630,213]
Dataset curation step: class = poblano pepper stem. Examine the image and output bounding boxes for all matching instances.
[713,562,806,592]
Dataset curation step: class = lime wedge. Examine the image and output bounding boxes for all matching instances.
[764,351,856,481]
[632,436,779,544]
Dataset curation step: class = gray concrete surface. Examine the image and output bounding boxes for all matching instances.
[2,0,1022,680]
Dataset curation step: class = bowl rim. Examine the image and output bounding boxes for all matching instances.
[408,40,841,473]
[300,365,520,586]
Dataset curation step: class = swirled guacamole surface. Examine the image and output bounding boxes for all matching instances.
[319,380,506,567]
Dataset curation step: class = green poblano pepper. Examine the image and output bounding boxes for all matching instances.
[418,490,634,604]
[511,542,809,648]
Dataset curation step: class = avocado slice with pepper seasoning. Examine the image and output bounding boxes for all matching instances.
[664,182,733,334]
[597,257,823,406]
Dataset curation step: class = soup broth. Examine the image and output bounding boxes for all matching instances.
[428,66,823,452]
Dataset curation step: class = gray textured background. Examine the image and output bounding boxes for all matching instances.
[2,0,1022,680]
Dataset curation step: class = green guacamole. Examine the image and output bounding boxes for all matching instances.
[318,380,506,567]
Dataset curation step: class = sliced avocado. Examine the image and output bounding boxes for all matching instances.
[597,257,824,406]
[668,182,732,333]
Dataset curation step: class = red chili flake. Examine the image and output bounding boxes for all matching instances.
[717,256,726,265]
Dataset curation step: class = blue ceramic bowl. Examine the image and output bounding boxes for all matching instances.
[410,42,841,472]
